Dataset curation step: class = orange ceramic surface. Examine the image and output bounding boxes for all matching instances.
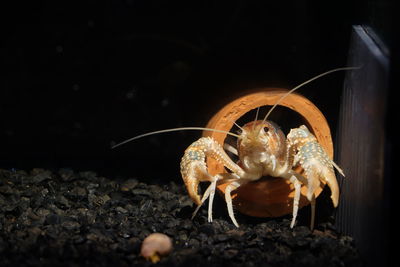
[203,88,333,217]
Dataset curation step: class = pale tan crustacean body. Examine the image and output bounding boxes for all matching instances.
[113,67,356,230]
[180,120,343,229]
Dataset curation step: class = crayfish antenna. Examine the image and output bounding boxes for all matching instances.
[252,107,260,131]
[261,66,361,125]
[111,127,240,149]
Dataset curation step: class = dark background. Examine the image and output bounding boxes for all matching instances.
[1,0,394,182]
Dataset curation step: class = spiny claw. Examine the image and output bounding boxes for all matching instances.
[288,125,341,208]
[180,143,209,206]
[184,172,202,206]
[181,137,245,225]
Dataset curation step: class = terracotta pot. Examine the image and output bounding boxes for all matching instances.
[203,88,333,217]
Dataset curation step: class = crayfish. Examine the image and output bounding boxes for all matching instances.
[113,67,356,229]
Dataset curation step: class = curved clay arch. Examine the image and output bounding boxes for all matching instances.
[203,88,333,217]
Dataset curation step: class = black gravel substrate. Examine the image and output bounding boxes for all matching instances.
[0,168,362,267]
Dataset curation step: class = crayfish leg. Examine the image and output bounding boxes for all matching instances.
[222,178,246,228]
[289,175,302,228]
[224,182,239,228]
[191,178,218,222]
[310,194,316,230]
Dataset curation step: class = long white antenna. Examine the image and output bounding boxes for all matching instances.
[112,127,240,149]
[261,66,360,124]
[228,119,245,132]
[252,107,261,131]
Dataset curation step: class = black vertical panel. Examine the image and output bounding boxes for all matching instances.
[336,25,389,267]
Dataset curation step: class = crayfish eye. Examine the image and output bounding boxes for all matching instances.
[263,126,269,133]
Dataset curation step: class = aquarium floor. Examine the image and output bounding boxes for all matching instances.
[0,168,362,266]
